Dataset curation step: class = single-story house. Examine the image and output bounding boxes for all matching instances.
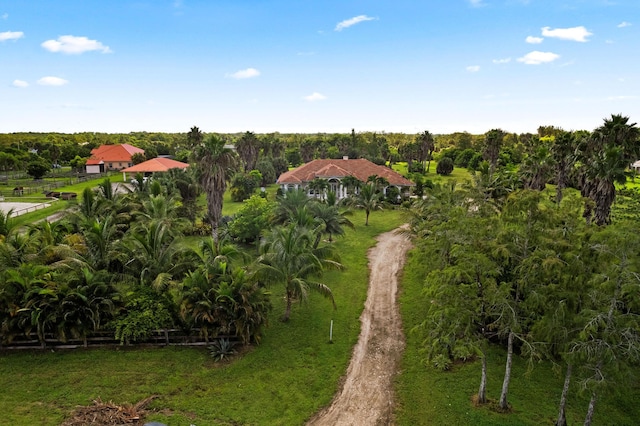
[277,157,414,199]
[632,160,640,172]
[120,157,189,181]
[86,144,145,174]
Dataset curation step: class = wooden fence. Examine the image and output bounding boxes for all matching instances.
[0,172,113,198]
[0,329,230,351]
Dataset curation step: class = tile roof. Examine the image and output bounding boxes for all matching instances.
[89,144,145,162]
[121,157,189,173]
[277,158,414,186]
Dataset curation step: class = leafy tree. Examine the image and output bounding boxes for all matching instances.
[483,129,505,173]
[551,131,576,203]
[436,157,454,175]
[131,152,146,165]
[26,158,51,179]
[255,157,277,186]
[228,195,275,244]
[230,171,261,202]
[256,224,343,321]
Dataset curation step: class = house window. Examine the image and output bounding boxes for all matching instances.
[109,163,113,168]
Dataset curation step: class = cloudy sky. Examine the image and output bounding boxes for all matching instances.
[1,0,638,135]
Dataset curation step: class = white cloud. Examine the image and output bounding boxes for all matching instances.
[468,0,485,7]
[541,26,592,42]
[617,21,631,28]
[526,36,543,44]
[335,15,376,31]
[228,68,260,79]
[37,76,69,86]
[492,58,511,64]
[2,13,8,20]
[517,51,560,65]
[466,65,480,72]
[12,79,28,88]
[41,35,111,54]
[304,92,327,102]
[0,31,24,41]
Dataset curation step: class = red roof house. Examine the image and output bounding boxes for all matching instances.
[277,158,414,199]
[86,144,145,173]
[120,158,189,180]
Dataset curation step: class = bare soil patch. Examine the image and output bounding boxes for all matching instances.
[307,227,412,425]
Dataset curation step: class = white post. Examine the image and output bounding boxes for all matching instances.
[329,320,334,343]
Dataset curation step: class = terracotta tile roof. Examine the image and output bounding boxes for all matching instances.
[89,144,145,162]
[85,159,104,165]
[277,158,414,186]
[121,157,189,173]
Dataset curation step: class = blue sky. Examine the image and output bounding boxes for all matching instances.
[1,0,638,135]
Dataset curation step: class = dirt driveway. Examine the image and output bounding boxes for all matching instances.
[307,227,412,426]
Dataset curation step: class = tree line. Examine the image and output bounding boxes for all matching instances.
[407,114,640,426]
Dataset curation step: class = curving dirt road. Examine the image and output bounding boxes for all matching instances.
[307,227,413,426]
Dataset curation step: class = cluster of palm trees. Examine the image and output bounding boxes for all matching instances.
[0,176,271,347]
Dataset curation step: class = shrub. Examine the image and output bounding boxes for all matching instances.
[436,158,454,176]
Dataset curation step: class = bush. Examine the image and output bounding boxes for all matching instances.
[112,290,174,344]
[228,195,275,243]
[436,158,454,176]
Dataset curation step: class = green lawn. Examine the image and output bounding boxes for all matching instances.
[0,208,408,425]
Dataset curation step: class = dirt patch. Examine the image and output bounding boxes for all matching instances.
[307,227,412,426]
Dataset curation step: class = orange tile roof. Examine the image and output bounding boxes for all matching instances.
[121,157,189,173]
[89,144,145,162]
[277,159,414,186]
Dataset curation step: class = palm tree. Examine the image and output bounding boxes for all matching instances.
[579,115,640,225]
[350,182,383,226]
[272,188,310,225]
[0,208,16,240]
[519,139,554,191]
[308,178,329,200]
[235,131,260,172]
[416,130,435,173]
[192,134,240,246]
[309,202,354,244]
[256,224,343,321]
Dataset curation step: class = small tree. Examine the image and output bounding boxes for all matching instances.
[436,157,454,176]
[131,152,147,165]
[26,159,51,180]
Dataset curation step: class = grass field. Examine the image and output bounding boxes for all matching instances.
[0,208,408,425]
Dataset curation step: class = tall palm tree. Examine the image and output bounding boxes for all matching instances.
[192,134,240,246]
[235,131,260,172]
[416,130,435,173]
[579,115,640,225]
[256,224,343,321]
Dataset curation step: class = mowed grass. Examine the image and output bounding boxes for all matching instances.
[396,248,640,425]
[0,208,408,425]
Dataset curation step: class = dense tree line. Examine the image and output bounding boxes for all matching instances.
[406,114,640,425]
